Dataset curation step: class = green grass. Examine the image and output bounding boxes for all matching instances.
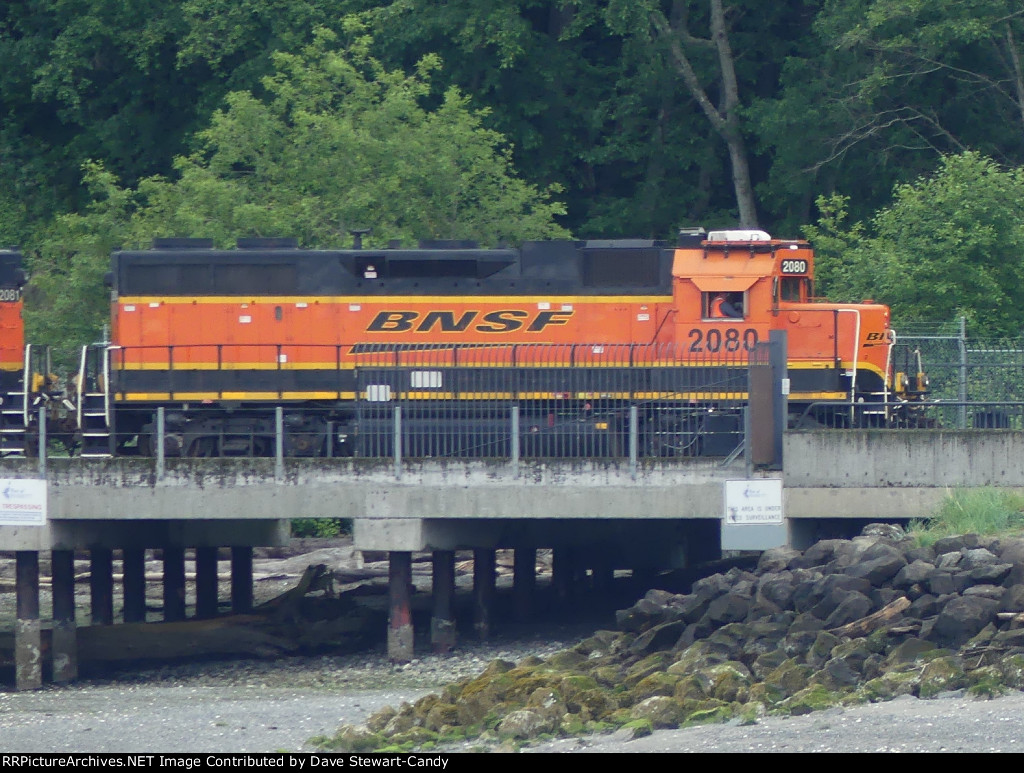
[290,518,350,538]
[908,488,1024,546]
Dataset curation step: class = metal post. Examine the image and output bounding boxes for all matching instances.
[958,316,968,429]
[275,406,284,481]
[156,407,165,481]
[769,330,788,470]
[393,405,402,480]
[744,405,753,477]
[511,405,520,477]
[629,405,638,480]
[326,421,333,459]
[37,406,46,476]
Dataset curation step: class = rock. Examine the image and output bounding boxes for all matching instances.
[930,595,1000,647]
[629,696,682,728]
[497,709,555,740]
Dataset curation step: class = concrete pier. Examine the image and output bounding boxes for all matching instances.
[513,546,536,622]
[163,547,186,622]
[472,548,495,640]
[430,550,456,654]
[51,549,77,683]
[122,548,146,623]
[195,547,219,619]
[388,551,414,662]
[231,547,253,614]
[90,547,114,626]
[15,551,41,691]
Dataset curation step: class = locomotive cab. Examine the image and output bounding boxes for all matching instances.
[671,229,905,426]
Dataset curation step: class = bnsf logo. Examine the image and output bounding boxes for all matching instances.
[366,310,574,333]
[865,331,893,343]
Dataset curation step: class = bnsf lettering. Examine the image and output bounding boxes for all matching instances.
[864,331,893,345]
[366,309,574,334]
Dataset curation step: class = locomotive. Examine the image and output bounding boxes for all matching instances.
[72,229,927,458]
[0,249,47,456]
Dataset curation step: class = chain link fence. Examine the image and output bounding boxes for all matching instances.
[898,318,1024,428]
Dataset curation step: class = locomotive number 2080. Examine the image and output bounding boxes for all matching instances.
[687,327,759,353]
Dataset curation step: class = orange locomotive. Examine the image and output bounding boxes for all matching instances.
[0,249,38,455]
[78,230,925,457]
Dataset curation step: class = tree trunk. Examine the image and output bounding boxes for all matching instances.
[651,2,759,228]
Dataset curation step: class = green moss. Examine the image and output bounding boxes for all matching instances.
[966,667,1008,700]
[682,705,733,727]
[621,718,654,738]
[779,684,842,716]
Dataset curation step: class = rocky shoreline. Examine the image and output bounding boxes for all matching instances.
[321,524,1024,752]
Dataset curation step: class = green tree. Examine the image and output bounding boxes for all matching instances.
[758,0,1024,231]
[26,27,568,358]
[805,152,1024,338]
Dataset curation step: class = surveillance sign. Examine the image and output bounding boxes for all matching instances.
[724,479,783,524]
[0,479,47,526]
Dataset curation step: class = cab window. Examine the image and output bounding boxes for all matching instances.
[702,291,745,320]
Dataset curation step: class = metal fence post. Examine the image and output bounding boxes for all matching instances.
[510,405,520,478]
[629,405,638,480]
[770,330,788,470]
[156,407,165,481]
[958,316,968,429]
[394,405,402,480]
[275,406,284,481]
[37,406,46,477]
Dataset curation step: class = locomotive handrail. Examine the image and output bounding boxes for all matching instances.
[836,308,862,405]
[21,343,31,428]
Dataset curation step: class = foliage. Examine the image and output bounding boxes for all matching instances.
[804,152,1024,338]
[24,26,568,357]
[291,518,350,538]
[908,487,1024,546]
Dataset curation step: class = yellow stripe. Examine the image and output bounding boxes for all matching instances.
[116,361,355,371]
[118,391,356,401]
[115,388,852,403]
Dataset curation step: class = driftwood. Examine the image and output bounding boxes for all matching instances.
[829,596,911,638]
[0,563,383,667]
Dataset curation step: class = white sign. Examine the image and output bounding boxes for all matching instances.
[724,479,783,524]
[0,479,47,526]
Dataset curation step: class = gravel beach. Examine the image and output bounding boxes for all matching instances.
[5,642,1024,754]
